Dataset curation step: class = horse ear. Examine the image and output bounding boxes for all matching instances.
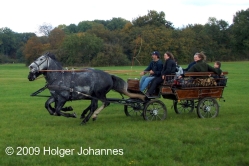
[47,53,56,60]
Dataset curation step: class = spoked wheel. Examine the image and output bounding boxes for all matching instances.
[197,97,219,118]
[124,103,144,117]
[173,100,195,114]
[143,100,167,121]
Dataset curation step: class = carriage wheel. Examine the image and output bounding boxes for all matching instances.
[173,100,195,114]
[143,100,167,121]
[124,103,144,117]
[197,97,219,118]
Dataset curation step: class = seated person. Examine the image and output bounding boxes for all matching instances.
[211,61,227,86]
[182,53,198,71]
[175,58,183,78]
[139,51,163,92]
[146,52,176,97]
[187,52,221,76]
[178,52,221,87]
[210,61,222,78]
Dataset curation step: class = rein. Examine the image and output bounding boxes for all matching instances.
[39,69,90,72]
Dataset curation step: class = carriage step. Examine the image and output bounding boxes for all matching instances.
[145,93,159,99]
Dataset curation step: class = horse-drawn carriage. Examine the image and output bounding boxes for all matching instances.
[28,53,228,124]
[125,72,228,120]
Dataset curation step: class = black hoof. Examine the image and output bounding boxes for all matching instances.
[54,112,60,116]
[92,117,97,121]
[72,112,77,118]
[80,121,87,125]
[68,106,73,111]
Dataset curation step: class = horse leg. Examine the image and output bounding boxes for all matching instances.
[80,104,92,119]
[54,99,77,118]
[81,99,98,124]
[61,106,73,112]
[45,96,73,114]
[45,96,55,115]
[92,101,110,121]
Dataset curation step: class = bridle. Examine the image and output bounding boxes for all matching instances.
[30,55,50,73]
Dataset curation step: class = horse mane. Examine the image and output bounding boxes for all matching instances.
[46,52,57,60]
[46,52,63,69]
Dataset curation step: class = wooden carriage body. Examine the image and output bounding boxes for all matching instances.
[127,72,228,101]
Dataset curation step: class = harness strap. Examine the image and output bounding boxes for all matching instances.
[30,84,48,96]
[69,71,75,100]
[47,85,104,102]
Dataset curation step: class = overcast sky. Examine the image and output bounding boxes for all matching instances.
[1,0,248,34]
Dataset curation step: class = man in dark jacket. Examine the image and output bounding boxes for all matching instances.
[139,51,163,92]
[146,52,176,97]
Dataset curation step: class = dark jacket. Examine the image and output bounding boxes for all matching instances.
[187,60,221,75]
[144,60,163,77]
[161,58,176,76]
[183,61,196,71]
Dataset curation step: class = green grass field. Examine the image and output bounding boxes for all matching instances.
[0,62,249,166]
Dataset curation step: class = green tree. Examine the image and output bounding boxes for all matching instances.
[65,24,78,34]
[23,36,44,65]
[59,33,103,66]
[78,21,100,32]
[48,28,65,49]
[78,33,103,65]
[91,43,130,66]
[231,8,249,59]
[106,17,129,31]
[132,10,173,29]
[0,27,16,57]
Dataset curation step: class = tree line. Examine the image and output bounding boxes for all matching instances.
[0,9,249,66]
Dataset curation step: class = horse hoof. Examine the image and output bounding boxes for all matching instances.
[68,106,73,111]
[72,112,77,118]
[80,121,87,125]
[92,117,97,121]
[54,112,60,116]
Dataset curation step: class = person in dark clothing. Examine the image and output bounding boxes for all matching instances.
[213,61,222,74]
[146,52,176,97]
[139,51,163,92]
[183,53,199,71]
[187,52,222,76]
[210,61,226,85]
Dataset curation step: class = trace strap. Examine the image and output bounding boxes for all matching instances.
[30,84,48,97]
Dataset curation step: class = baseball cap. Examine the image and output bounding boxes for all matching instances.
[151,51,160,58]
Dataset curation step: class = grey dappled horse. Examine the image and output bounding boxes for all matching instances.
[28,53,145,124]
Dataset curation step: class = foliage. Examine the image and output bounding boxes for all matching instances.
[48,28,65,49]
[23,36,47,65]
[231,8,249,59]
[91,44,130,66]
[58,33,103,66]
[1,8,249,66]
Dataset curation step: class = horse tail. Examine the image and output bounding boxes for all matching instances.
[111,75,145,101]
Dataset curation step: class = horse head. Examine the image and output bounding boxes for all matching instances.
[28,52,54,81]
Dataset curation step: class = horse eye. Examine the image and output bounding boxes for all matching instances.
[40,58,43,61]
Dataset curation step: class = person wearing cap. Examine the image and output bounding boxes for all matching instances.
[139,51,163,92]
[146,51,176,97]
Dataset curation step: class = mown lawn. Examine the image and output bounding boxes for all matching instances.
[0,62,249,166]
